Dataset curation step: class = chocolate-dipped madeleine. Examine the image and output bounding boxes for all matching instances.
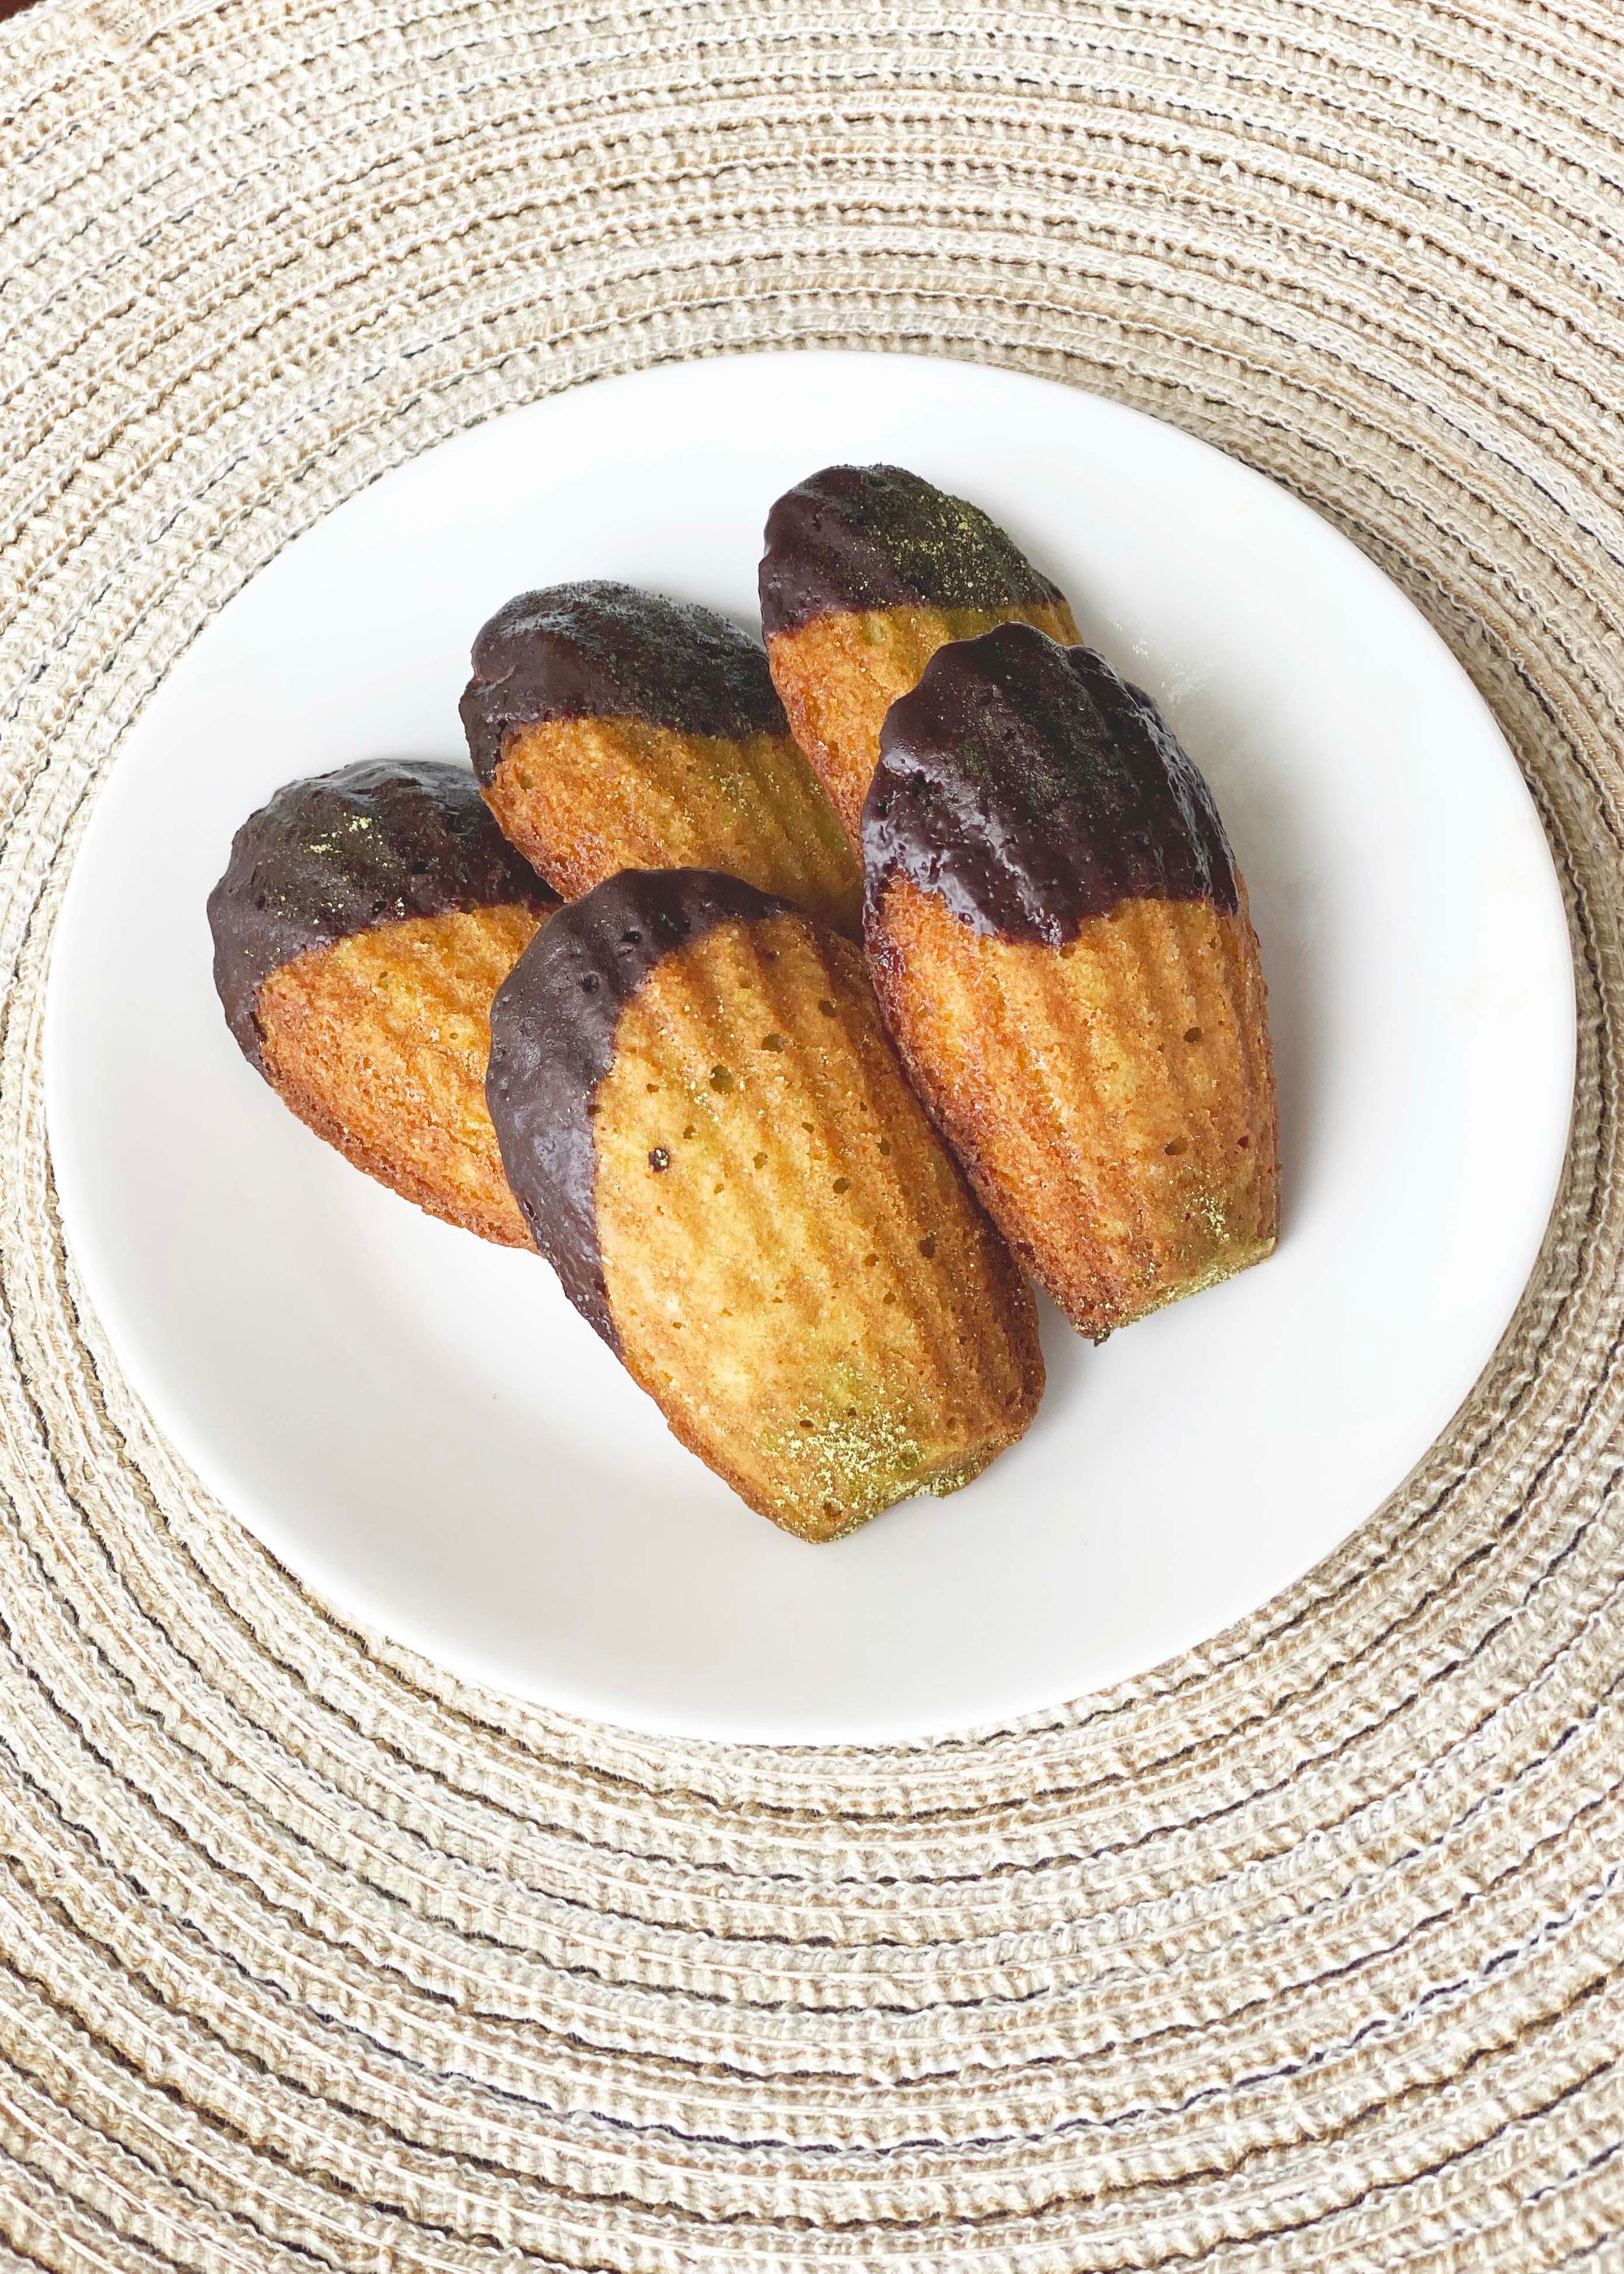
[758,465,1079,842]
[461,581,860,931]
[864,622,1278,1339]
[487,868,1043,1541]
[209,759,555,1244]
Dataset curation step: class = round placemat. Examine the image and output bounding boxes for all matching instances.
[3,0,1622,2265]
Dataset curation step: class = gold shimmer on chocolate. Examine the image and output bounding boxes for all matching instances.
[461,581,859,928]
[208,759,554,1243]
[758,464,1068,635]
[486,868,1043,1540]
[758,465,1078,840]
[865,624,1278,1338]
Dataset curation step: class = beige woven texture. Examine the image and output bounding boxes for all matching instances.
[2,0,1622,2263]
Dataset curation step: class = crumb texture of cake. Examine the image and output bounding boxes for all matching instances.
[486,867,1043,1540]
[460,581,860,931]
[758,465,1078,839]
[864,620,1279,1338]
[207,759,554,1244]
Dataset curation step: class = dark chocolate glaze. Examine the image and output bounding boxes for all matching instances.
[460,581,787,785]
[758,465,1065,639]
[208,759,553,1074]
[863,621,1238,945]
[486,868,791,1351]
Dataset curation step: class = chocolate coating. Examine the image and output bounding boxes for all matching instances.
[864,621,1238,945]
[758,465,1065,639]
[208,759,552,1074]
[460,581,787,786]
[486,868,790,1348]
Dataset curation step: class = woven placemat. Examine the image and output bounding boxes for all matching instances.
[3,0,1622,2264]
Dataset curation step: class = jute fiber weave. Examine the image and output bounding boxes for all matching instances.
[2,0,1622,2264]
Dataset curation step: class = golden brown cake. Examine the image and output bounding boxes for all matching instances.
[208,759,555,1244]
[758,464,1078,841]
[460,581,860,931]
[864,622,1279,1339]
[486,868,1043,1540]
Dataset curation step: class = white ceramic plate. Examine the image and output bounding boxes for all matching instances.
[45,351,1574,1743]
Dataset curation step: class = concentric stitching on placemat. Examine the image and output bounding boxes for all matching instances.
[3,0,1624,2264]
